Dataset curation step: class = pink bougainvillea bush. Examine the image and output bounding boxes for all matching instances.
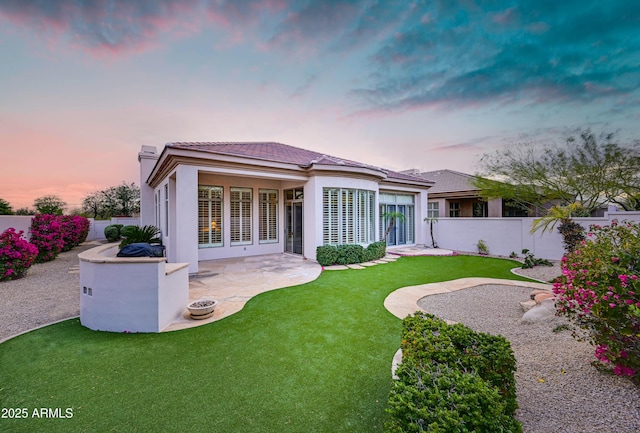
[60,215,90,252]
[0,228,39,281]
[30,214,64,263]
[553,220,640,380]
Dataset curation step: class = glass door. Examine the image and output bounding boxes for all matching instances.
[286,202,303,254]
[285,188,304,255]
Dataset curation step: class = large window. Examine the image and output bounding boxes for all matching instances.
[427,202,439,218]
[198,186,223,247]
[323,188,375,245]
[379,193,415,245]
[259,189,278,244]
[231,187,252,245]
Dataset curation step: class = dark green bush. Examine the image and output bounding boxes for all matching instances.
[119,225,137,239]
[335,244,365,265]
[386,313,521,432]
[387,363,521,433]
[365,241,386,261]
[316,245,339,266]
[104,224,122,242]
[316,241,386,266]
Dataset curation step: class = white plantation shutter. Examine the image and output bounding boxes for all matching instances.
[323,188,374,245]
[259,189,278,243]
[198,186,223,247]
[231,187,252,245]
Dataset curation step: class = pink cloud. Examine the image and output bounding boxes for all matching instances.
[0,0,205,58]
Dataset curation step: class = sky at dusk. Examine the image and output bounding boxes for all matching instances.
[1,0,639,211]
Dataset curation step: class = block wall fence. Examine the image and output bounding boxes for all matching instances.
[430,212,640,260]
[1,212,640,261]
[0,217,140,242]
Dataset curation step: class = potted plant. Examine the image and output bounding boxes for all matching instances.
[187,299,218,320]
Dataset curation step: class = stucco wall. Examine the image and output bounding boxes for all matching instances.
[0,216,140,241]
[432,212,640,260]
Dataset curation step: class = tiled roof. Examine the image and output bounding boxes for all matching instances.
[167,142,431,185]
[410,169,479,193]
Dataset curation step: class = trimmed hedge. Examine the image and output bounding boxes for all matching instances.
[386,313,521,433]
[316,241,386,266]
[104,224,123,242]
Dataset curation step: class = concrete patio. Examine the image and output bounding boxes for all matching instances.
[163,254,322,331]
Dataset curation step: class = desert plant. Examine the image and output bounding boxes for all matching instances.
[476,239,489,255]
[532,202,586,253]
[520,249,553,269]
[119,225,161,248]
[0,228,39,281]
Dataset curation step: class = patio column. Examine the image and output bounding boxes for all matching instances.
[174,165,199,274]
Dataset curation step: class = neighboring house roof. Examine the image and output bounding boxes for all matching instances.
[402,169,480,197]
[150,141,433,187]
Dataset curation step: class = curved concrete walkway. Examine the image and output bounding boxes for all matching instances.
[384,277,553,320]
[164,254,321,331]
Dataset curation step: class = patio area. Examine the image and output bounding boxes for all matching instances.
[163,246,455,332]
[163,253,322,331]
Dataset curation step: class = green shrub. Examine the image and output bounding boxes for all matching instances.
[119,225,137,239]
[316,245,338,266]
[386,313,521,432]
[387,363,521,433]
[335,244,365,265]
[104,224,122,242]
[119,225,161,248]
[316,241,386,266]
[366,241,386,261]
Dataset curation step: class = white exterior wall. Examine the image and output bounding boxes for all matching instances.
[79,244,189,333]
[0,216,33,238]
[196,172,289,262]
[138,146,159,227]
[305,176,381,260]
[433,212,640,260]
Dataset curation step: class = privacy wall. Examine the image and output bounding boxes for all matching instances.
[431,212,640,260]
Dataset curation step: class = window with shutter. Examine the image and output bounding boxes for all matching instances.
[322,188,375,245]
[259,189,278,243]
[231,187,252,245]
[198,186,223,247]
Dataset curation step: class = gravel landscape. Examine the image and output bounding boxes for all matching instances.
[418,280,640,433]
[0,241,100,342]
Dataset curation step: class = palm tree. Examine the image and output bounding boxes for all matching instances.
[381,211,405,242]
[531,202,586,253]
[424,216,439,248]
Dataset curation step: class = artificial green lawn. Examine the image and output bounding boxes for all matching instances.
[0,255,530,432]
